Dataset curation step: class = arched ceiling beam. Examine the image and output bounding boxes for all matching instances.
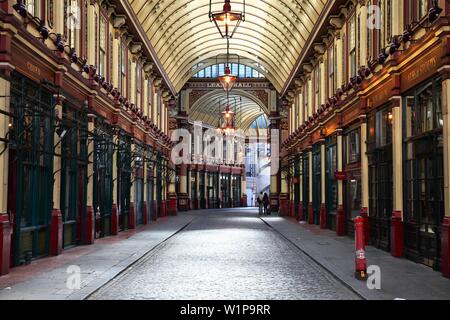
[127,0,326,92]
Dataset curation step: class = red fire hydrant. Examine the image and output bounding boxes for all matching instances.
[354,216,367,280]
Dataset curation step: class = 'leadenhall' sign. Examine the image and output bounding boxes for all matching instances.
[188,82,270,89]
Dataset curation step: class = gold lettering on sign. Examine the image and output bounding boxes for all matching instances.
[368,88,389,108]
[26,62,41,76]
[406,57,437,84]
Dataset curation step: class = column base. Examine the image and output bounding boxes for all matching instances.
[320,204,327,229]
[241,195,247,207]
[129,203,136,229]
[111,204,119,235]
[441,217,450,278]
[161,200,167,217]
[298,202,304,221]
[167,193,178,216]
[336,205,345,236]
[143,202,148,225]
[279,194,289,216]
[391,211,405,258]
[152,202,158,221]
[50,209,63,256]
[290,200,295,218]
[85,206,95,245]
[308,203,314,225]
[0,215,12,276]
[178,193,190,211]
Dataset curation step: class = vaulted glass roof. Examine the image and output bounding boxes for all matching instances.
[128,0,327,92]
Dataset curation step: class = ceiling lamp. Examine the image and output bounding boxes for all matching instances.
[221,104,235,122]
[209,0,245,39]
[218,65,237,92]
[218,38,237,92]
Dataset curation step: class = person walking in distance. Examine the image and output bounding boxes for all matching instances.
[257,193,263,215]
[263,193,270,216]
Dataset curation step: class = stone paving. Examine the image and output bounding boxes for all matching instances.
[0,215,196,300]
[2,208,448,300]
[88,209,360,300]
[260,216,450,300]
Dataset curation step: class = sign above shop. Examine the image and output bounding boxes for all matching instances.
[334,171,347,181]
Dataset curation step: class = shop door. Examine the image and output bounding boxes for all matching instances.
[326,142,338,231]
[135,177,144,225]
[302,156,309,222]
[368,147,392,252]
[405,136,444,269]
[147,176,154,221]
[8,73,54,265]
[312,149,321,225]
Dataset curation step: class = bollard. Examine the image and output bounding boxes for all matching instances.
[354,216,367,280]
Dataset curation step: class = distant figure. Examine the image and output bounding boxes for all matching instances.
[263,193,270,215]
[257,193,263,215]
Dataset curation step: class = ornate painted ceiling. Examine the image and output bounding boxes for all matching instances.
[127,0,327,92]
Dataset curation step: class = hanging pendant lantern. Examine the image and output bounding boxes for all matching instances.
[218,66,237,92]
[221,104,235,122]
[209,0,245,39]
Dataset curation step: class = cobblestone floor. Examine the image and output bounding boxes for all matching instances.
[88,209,361,300]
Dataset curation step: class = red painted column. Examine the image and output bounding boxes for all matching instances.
[308,203,314,225]
[390,211,404,258]
[290,200,295,217]
[0,215,12,275]
[167,193,178,216]
[336,205,345,236]
[111,204,119,235]
[279,194,289,216]
[129,203,136,229]
[50,209,63,256]
[152,202,158,221]
[143,202,148,225]
[298,202,304,221]
[441,217,450,278]
[241,194,247,207]
[320,204,327,229]
[84,206,95,245]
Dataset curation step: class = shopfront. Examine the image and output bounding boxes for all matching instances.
[155,153,163,218]
[117,132,132,231]
[312,145,322,225]
[326,136,338,231]
[301,153,309,222]
[343,126,362,237]
[134,144,145,225]
[146,158,154,221]
[60,98,88,248]
[403,77,444,269]
[199,170,206,209]
[220,172,231,208]
[190,168,198,210]
[232,174,241,208]
[8,72,55,265]
[367,106,393,252]
[93,119,114,238]
[293,157,301,220]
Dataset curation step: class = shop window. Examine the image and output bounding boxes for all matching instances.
[346,129,360,164]
[377,109,393,147]
[407,79,443,137]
